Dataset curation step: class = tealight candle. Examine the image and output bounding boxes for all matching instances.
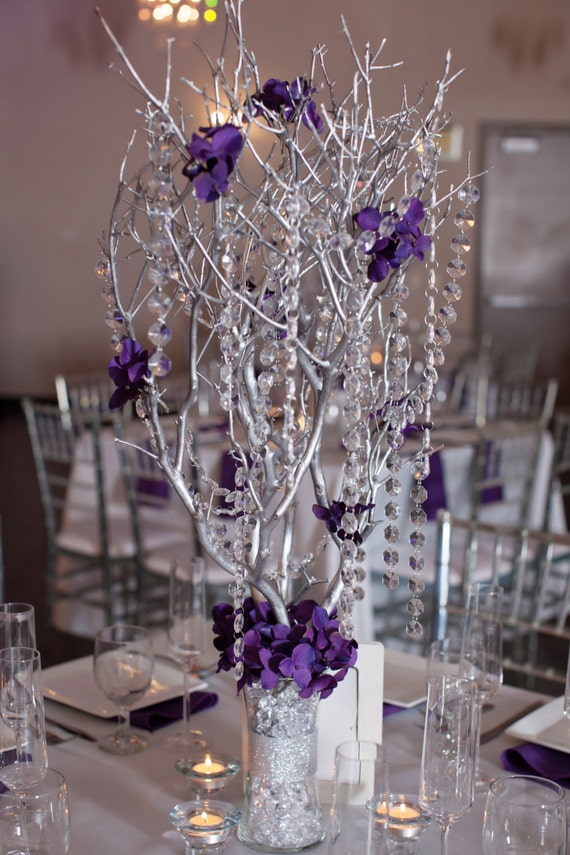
[170,798,241,853]
[371,794,431,849]
[192,756,227,776]
[189,810,224,828]
[175,751,241,793]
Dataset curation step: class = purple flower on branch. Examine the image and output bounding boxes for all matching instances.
[353,199,431,283]
[182,123,244,202]
[312,499,374,546]
[252,77,323,133]
[108,338,150,410]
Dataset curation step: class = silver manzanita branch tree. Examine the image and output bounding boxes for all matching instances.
[96,0,478,662]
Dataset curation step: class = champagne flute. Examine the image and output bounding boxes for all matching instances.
[426,637,463,682]
[419,674,476,855]
[166,557,207,768]
[0,768,71,855]
[460,583,503,789]
[93,624,154,755]
[0,604,36,649]
[482,774,567,854]
[0,647,47,793]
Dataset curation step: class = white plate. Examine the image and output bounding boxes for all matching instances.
[383,648,427,708]
[42,655,205,719]
[505,695,570,754]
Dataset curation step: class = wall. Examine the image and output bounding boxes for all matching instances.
[1,0,569,398]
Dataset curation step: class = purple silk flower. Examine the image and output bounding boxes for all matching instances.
[108,338,150,410]
[183,123,244,202]
[212,597,358,698]
[354,199,431,283]
[252,77,323,133]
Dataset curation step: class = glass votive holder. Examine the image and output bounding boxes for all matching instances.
[170,798,241,855]
[175,751,241,793]
[368,793,432,854]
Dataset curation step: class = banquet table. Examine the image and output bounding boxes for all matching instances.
[42,649,557,855]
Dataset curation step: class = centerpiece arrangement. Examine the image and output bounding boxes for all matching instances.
[96,1,477,848]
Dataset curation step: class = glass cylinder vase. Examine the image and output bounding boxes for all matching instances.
[238,680,325,853]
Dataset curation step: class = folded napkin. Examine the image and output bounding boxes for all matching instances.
[383,703,406,717]
[130,690,218,733]
[422,450,446,521]
[501,742,570,787]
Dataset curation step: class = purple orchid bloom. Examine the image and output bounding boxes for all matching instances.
[253,77,323,133]
[108,338,150,410]
[182,123,244,202]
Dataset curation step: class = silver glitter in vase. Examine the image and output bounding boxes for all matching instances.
[238,681,325,853]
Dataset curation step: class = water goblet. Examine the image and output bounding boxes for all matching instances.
[166,557,207,767]
[460,582,503,789]
[93,624,154,755]
[419,674,476,855]
[0,604,36,649]
[328,740,390,855]
[0,768,70,855]
[482,774,567,854]
[0,647,47,794]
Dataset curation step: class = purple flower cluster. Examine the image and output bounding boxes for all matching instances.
[212,597,358,698]
[312,499,374,546]
[182,123,244,202]
[108,338,150,410]
[252,77,323,133]
[354,198,431,283]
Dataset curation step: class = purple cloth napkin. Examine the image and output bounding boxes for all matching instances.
[422,450,447,521]
[135,442,170,506]
[383,703,406,717]
[501,742,570,787]
[481,440,503,504]
[130,690,218,733]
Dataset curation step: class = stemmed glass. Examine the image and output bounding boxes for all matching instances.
[419,674,476,855]
[460,582,503,789]
[0,768,71,854]
[166,557,207,769]
[93,624,154,755]
[0,646,48,855]
[0,604,36,649]
[563,641,570,719]
[0,647,47,792]
[482,774,567,854]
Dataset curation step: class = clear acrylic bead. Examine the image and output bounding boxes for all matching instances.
[406,620,423,640]
[454,209,475,228]
[148,350,171,377]
[457,183,480,204]
[383,572,399,590]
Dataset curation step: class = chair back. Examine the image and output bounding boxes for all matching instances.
[543,410,570,530]
[469,378,558,529]
[433,509,570,688]
[55,371,123,422]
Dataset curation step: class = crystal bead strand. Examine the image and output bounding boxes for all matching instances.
[337,303,370,640]
[381,262,411,597]
[281,191,307,483]
[145,111,176,380]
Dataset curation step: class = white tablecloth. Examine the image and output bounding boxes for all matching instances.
[43,656,554,855]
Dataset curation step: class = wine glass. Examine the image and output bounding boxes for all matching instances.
[166,557,207,768]
[93,624,154,755]
[0,604,36,649]
[0,768,71,854]
[482,774,567,854]
[0,647,47,793]
[419,674,476,855]
[460,582,503,789]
